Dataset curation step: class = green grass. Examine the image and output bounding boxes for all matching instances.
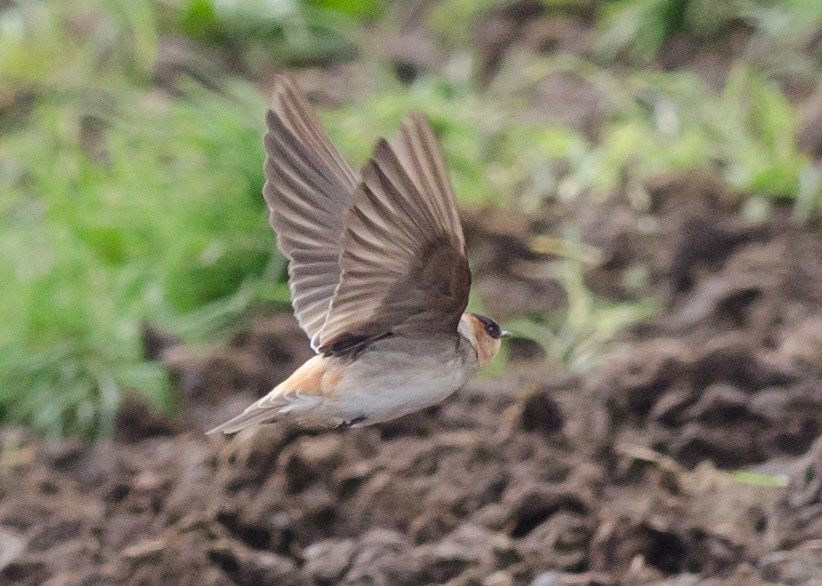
[0,1,287,436]
[0,81,286,435]
[501,248,660,374]
[598,0,822,63]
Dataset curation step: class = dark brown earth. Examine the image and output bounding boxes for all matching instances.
[3,167,822,585]
[4,4,822,586]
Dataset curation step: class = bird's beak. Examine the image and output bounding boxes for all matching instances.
[500,330,511,338]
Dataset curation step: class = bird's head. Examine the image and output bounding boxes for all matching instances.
[459,312,509,366]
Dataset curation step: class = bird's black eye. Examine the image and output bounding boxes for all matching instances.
[485,322,501,339]
[470,313,502,339]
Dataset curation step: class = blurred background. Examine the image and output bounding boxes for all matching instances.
[2,0,822,584]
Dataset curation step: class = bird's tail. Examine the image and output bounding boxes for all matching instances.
[206,391,321,436]
[206,399,286,436]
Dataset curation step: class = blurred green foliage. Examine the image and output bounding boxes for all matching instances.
[0,0,819,436]
[0,1,282,436]
[598,0,822,63]
[176,0,378,73]
[476,53,818,213]
[502,230,660,373]
[598,0,690,61]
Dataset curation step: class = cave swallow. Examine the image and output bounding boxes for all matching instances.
[208,76,506,435]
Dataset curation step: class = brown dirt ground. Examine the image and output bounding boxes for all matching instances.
[3,168,822,586]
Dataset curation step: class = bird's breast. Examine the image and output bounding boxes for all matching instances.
[331,343,473,424]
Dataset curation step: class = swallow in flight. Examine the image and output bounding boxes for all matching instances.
[208,76,506,435]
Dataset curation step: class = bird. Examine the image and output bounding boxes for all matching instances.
[208,76,507,435]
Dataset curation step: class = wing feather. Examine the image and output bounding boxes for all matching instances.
[317,114,470,354]
[263,76,357,349]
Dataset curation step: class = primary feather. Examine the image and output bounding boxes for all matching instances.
[264,76,357,350]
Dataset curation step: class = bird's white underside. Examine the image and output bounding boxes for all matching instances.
[254,349,473,429]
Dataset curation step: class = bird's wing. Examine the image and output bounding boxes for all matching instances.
[264,75,358,350]
[317,112,471,355]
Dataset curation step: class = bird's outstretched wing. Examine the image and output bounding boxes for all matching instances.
[316,113,471,355]
[264,76,358,350]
